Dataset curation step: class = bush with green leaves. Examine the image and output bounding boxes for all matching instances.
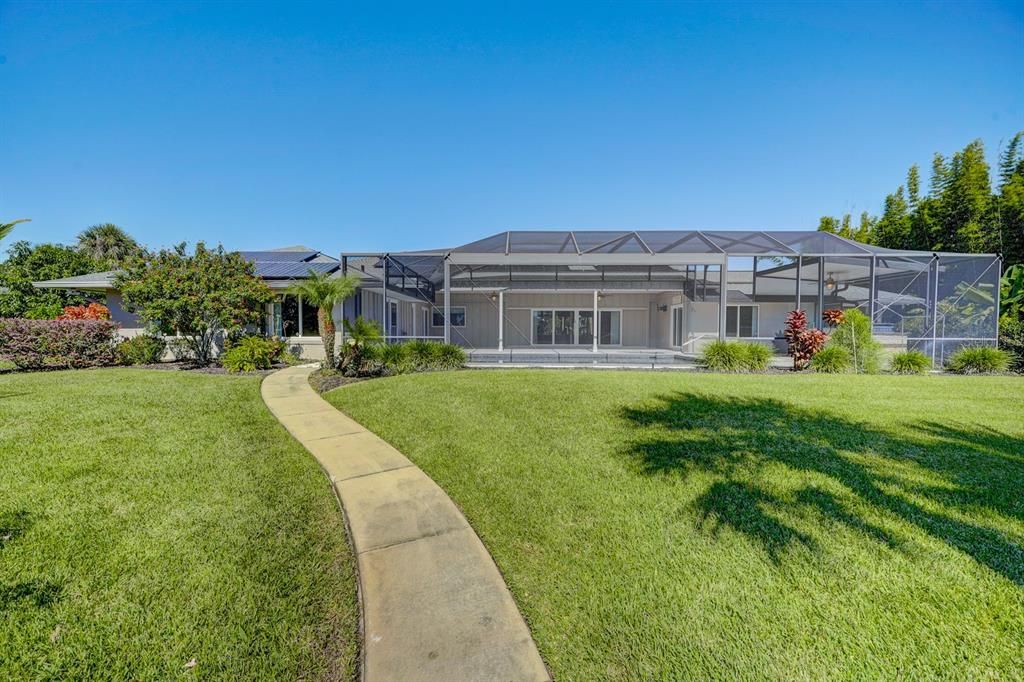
[889,350,931,374]
[999,317,1024,373]
[810,345,852,373]
[221,336,286,372]
[433,343,467,370]
[827,309,881,373]
[945,346,1011,374]
[700,340,772,373]
[378,343,413,375]
[116,334,167,365]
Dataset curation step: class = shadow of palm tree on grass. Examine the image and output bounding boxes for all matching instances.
[621,393,1024,585]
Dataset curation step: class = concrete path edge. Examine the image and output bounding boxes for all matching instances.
[261,365,551,682]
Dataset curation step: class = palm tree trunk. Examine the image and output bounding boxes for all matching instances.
[319,308,336,369]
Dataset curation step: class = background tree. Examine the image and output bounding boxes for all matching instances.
[0,218,31,243]
[0,241,98,318]
[115,243,272,365]
[287,270,360,368]
[76,223,144,270]
[817,132,1024,269]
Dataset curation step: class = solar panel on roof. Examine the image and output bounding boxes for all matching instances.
[237,250,318,262]
[254,261,339,278]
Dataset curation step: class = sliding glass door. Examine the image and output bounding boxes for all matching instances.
[578,311,594,345]
[531,309,620,346]
[554,310,575,344]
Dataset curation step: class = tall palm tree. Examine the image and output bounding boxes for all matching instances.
[287,270,361,368]
[76,223,143,269]
[0,218,30,243]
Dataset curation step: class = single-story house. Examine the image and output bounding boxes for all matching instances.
[34,231,1001,365]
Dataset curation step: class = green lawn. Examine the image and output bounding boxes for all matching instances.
[0,369,358,680]
[327,370,1024,680]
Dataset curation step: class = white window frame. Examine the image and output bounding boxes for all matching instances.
[670,304,685,348]
[432,306,466,328]
[529,308,622,346]
[726,304,759,338]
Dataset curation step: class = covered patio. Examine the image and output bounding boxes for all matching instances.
[341,230,1001,365]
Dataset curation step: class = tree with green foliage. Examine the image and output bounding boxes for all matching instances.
[115,243,273,365]
[817,133,1024,269]
[76,223,145,270]
[0,241,98,318]
[0,218,30,243]
[286,270,360,368]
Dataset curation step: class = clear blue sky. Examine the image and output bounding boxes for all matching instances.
[1,1,1022,255]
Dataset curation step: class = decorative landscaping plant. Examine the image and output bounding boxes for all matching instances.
[810,345,852,373]
[889,350,931,374]
[784,310,828,370]
[945,346,1011,374]
[116,334,167,365]
[700,340,772,373]
[822,308,845,329]
[222,333,290,372]
[826,309,881,373]
[57,302,112,320]
[114,243,272,366]
[0,318,119,369]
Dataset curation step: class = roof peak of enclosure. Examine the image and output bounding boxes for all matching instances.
[447,229,985,258]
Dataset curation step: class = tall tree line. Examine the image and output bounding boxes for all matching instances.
[819,132,1024,269]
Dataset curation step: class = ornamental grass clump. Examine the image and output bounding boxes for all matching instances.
[827,309,881,373]
[810,345,852,373]
[889,350,931,374]
[945,346,1011,374]
[700,340,772,373]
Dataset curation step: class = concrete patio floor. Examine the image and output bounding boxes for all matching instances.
[261,365,550,682]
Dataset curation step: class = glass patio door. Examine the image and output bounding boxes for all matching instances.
[553,310,575,344]
[578,310,594,345]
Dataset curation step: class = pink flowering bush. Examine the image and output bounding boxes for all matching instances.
[0,319,120,369]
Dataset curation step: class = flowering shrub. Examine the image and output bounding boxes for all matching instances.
[0,319,120,369]
[822,309,845,329]
[58,302,112,320]
[784,309,829,370]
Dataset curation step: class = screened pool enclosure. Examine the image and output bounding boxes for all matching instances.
[342,230,1001,365]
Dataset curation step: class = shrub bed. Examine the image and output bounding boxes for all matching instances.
[0,319,119,369]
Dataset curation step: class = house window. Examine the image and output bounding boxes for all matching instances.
[300,297,319,337]
[272,295,321,338]
[726,305,758,338]
[432,306,466,328]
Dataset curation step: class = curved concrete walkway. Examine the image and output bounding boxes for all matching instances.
[261,366,550,682]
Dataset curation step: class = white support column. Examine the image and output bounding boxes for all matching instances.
[718,258,729,340]
[592,289,599,352]
[412,302,418,339]
[867,256,876,330]
[443,258,451,344]
[382,258,388,342]
[497,290,504,352]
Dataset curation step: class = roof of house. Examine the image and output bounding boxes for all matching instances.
[33,246,341,290]
[32,271,120,291]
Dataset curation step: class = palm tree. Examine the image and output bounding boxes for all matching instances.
[76,223,143,269]
[0,218,30,243]
[287,270,361,368]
